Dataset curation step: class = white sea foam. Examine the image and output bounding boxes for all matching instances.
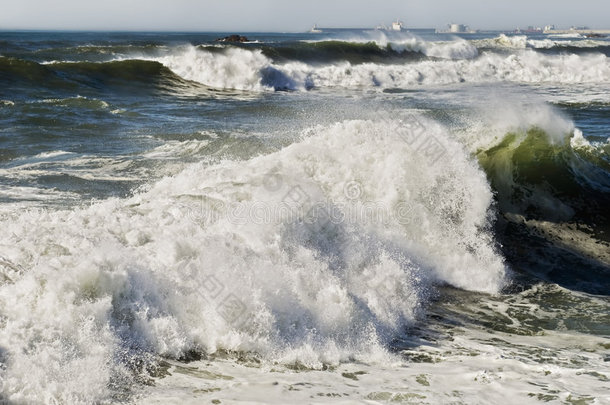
[473,34,608,50]
[0,116,506,403]
[548,33,583,39]
[150,45,610,91]
[30,150,75,159]
[311,31,479,60]
[464,101,576,150]
[0,153,147,187]
[137,312,610,405]
[143,139,212,159]
[388,37,479,60]
[0,185,80,204]
[156,46,272,91]
[36,96,110,110]
[288,51,608,88]
[472,34,529,49]
[528,38,608,49]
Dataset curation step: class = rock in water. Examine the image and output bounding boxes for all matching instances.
[216,35,249,43]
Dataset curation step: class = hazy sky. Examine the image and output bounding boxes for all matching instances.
[1,0,609,31]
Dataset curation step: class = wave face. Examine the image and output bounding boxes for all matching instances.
[258,41,429,64]
[0,116,506,403]
[0,56,190,95]
[474,34,610,55]
[478,122,610,293]
[480,128,610,216]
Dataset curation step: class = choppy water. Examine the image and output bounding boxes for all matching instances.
[0,29,609,404]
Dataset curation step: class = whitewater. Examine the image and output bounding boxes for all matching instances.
[153,42,610,91]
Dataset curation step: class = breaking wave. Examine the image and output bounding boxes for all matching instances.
[0,116,506,403]
[153,46,610,91]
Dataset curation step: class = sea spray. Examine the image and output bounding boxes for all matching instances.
[0,116,506,403]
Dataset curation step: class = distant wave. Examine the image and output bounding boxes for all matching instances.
[260,41,427,64]
[0,56,192,94]
[151,46,610,91]
[473,34,610,55]
[3,42,609,94]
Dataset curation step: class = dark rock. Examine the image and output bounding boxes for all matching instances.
[216,35,250,43]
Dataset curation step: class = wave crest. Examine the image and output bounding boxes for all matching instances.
[152,46,610,91]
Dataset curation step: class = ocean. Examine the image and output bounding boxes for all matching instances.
[0,29,609,404]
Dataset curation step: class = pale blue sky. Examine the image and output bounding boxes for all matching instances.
[1,0,608,31]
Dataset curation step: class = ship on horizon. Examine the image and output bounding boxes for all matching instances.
[436,23,477,34]
[309,24,322,33]
[376,20,406,32]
